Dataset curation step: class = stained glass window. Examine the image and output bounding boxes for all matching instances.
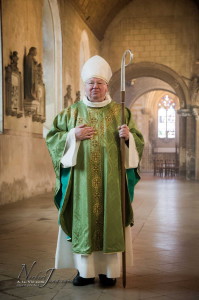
[158,95,176,139]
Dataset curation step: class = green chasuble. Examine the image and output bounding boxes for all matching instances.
[46,100,144,255]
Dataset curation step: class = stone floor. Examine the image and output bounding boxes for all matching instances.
[0,174,199,300]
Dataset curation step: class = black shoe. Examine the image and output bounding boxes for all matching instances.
[73,272,95,286]
[99,274,116,286]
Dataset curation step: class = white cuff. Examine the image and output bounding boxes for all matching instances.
[125,132,139,169]
[60,128,81,168]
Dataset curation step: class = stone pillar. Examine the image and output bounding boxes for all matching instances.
[186,113,196,180]
[178,110,187,177]
[178,108,196,179]
[140,108,152,172]
[193,108,199,180]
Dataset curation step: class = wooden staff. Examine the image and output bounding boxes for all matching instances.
[120,49,133,288]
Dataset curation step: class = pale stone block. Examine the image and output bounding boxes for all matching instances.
[144,23,155,29]
[174,50,182,56]
[159,27,171,34]
[131,29,140,35]
[155,33,166,40]
[133,46,145,52]
[169,39,178,45]
[149,51,154,58]
[145,34,156,40]
[157,22,168,29]
[155,45,165,51]
[121,41,129,47]
[139,40,150,46]
[150,28,161,34]
[131,40,141,47]
[150,40,162,46]
[134,34,145,41]
[167,45,176,51]
[139,51,150,58]
[151,51,160,57]
[146,45,155,51]
[139,17,149,23]
[160,50,171,57]
[139,28,150,35]
[165,33,176,40]
[133,22,145,30]
[160,39,170,45]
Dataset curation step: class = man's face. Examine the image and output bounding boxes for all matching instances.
[84,77,108,102]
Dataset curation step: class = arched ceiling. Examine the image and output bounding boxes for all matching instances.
[68,0,199,40]
[68,0,131,40]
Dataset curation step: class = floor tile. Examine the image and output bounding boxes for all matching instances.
[0,174,199,299]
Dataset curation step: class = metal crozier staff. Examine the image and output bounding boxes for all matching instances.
[120,49,134,288]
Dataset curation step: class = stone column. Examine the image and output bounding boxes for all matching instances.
[178,110,187,177]
[186,113,196,180]
[193,108,199,180]
[140,108,152,172]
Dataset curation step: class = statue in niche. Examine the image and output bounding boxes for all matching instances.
[24,47,46,122]
[64,85,73,108]
[190,76,199,106]
[10,51,19,72]
[32,63,46,123]
[24,47,38,100]
[5,51,23,117]
[75,90,80,103]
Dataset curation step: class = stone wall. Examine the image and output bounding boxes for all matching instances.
[102,0,199,179]
[0,0,100,205]
[101,0,199,79]
[0,0,54,205]
[59,0,100,101]
[2,0,43,134]
[0,133,54,205]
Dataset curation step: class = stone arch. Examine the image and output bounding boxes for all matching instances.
[42,0,62,136]
[79,30,90,98]
[109,62,190,176]
[109,62,190,109]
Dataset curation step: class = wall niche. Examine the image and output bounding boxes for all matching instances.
[5,48,46,123]
[5,51,23,117]
[24,47,46,123]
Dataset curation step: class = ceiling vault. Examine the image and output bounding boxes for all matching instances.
[68,0,199,41]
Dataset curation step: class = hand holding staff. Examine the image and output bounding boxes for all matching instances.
[120,49,133,288]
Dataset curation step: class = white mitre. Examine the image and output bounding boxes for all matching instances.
[81,55,112,83]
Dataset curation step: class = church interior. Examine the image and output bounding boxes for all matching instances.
[0,0,199,299]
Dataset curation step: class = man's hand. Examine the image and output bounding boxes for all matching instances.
[118,124,129,141]
[75,124,95,141]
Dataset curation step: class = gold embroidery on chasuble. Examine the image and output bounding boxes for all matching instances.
[76,117,84,125]
[71,108,78,120]
[70,103,124,253]
[88,108,104,251]
[87,104,121,251]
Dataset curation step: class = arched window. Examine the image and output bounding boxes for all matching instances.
[158,95,176,139]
